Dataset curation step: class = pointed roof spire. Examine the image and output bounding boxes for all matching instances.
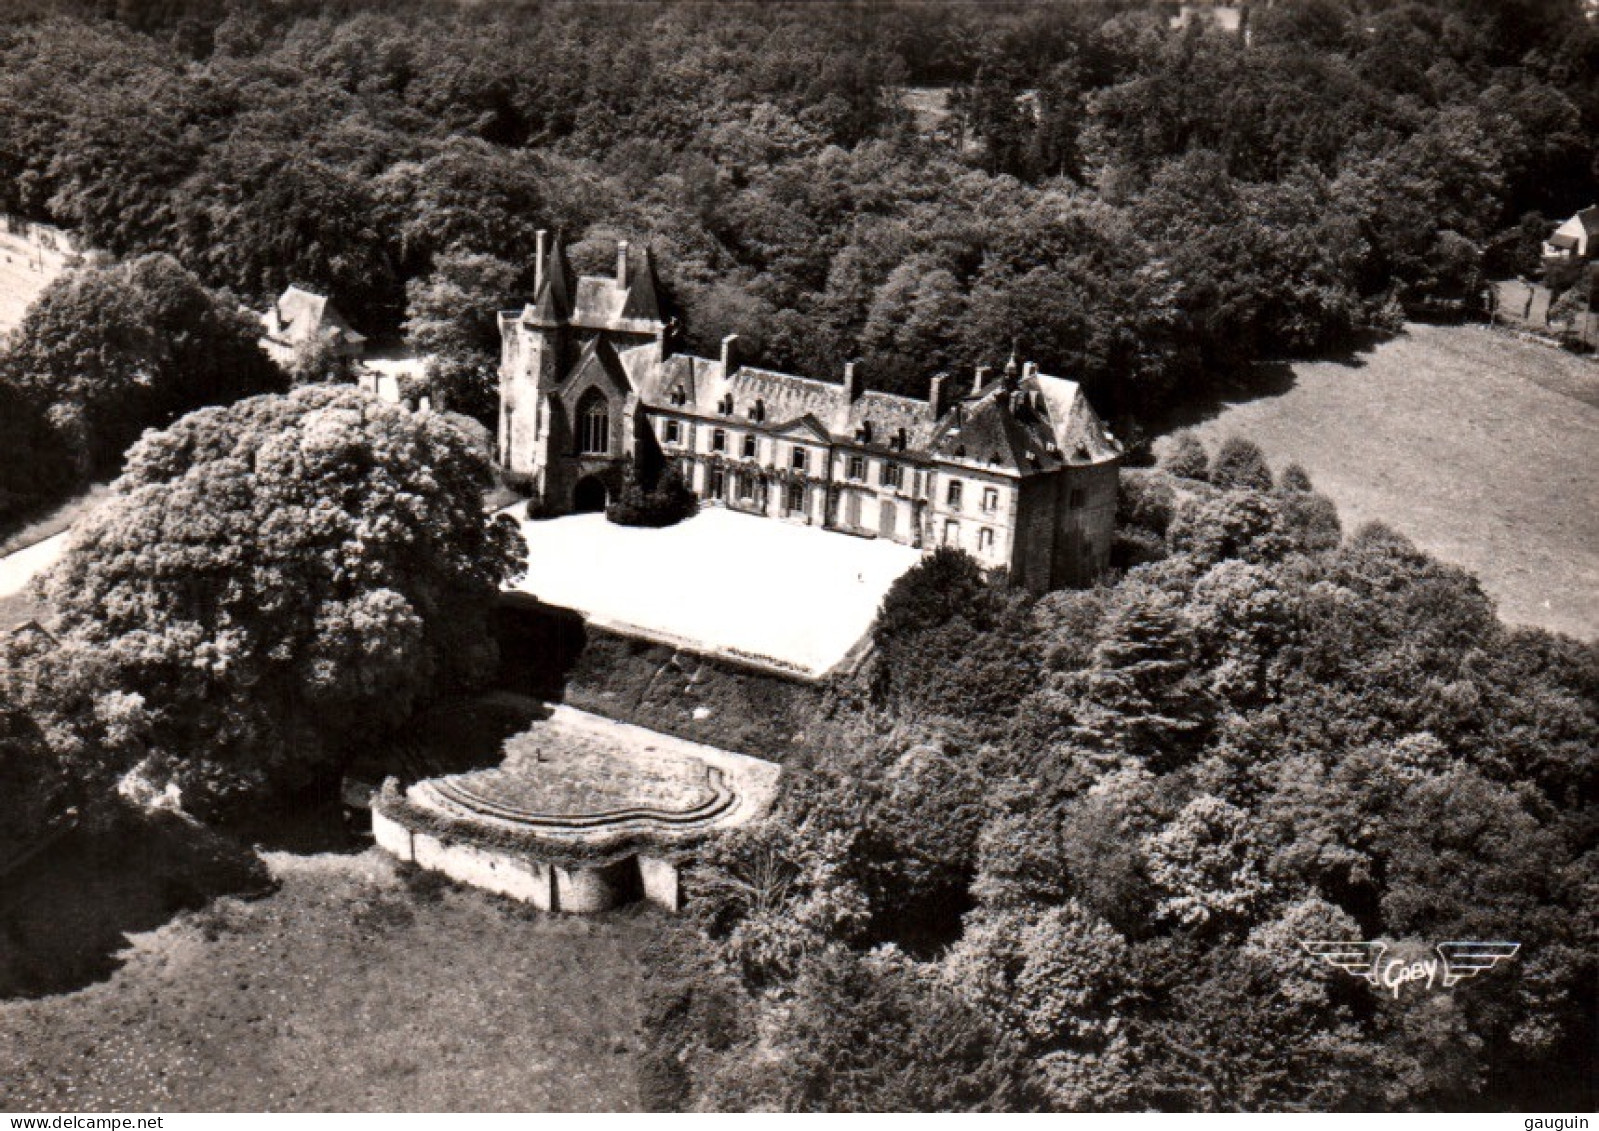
[620,244,663,323]
[529,230,574,325]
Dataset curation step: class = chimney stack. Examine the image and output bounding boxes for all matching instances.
[721,334,740,374]
[1022,361,1038,381]
[973,365,991,396]
[616,240,630,286]
[844,359,862,402]
[534,230,549,296]
[929,372,951,418]
[654,322,669,364]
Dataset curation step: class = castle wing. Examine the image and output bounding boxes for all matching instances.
[1301,940,1385,981]
[1437,942,1520,987]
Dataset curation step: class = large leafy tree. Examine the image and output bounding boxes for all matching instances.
[403,250,524,425]
[1,253,282,480]
[38,386,525,815]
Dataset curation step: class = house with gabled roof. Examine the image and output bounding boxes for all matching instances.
[259,285,367,369]
[497,233,1121,591]
[1543,205,1599,261]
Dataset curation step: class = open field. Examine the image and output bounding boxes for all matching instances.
[1162,323,1599,640]
[0,850,651,1111]
[0,225,72,335]
[505,506,922,677]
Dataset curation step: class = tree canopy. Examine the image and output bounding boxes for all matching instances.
[0,0,1590,431]
[0,253,282,507]
[646,450,1598,1112]
[31,386,525,815]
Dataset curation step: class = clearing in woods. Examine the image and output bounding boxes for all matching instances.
[0,224,73,335]
[1162,323,1599,641]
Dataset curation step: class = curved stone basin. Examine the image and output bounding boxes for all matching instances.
[373,704,780,913]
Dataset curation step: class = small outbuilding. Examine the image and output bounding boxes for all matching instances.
[1543,205,1599,261]
[259,286,366,368]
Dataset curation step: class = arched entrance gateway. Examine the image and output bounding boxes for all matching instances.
[572,475,608,513]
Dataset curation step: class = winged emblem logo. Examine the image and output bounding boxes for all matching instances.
[1301,940,1520,998]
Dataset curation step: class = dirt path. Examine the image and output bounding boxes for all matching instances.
[1164,324,1599,640]
[0,532,67,600]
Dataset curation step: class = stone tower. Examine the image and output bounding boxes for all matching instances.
[498,230,575,497]
[498,232,668,511]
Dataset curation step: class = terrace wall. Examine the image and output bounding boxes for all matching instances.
[375,806,675,913]
[492,602,828,762]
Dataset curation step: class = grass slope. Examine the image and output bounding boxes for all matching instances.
[1164,324,1599,640]
[0,850,651,1112]
[0,228,70,336]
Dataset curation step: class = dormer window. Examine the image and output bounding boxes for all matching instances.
[670,384,687,407]
[860,421,874,444]
[894,427,908,451]
[954,444,966,459]
[750,399,766,423]
[718,395,733,416]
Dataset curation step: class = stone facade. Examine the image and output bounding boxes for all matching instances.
[499,233,1122,591]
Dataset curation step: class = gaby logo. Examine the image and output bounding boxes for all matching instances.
[1301,940,1521,998]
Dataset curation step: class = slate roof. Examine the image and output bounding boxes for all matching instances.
[528,239,575,325]
[561,335,632,398]
[844,390,939,450]
[518,236,664,336]
[617,342,1119,476]
[262,286,365,348]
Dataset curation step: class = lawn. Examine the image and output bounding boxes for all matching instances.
[1162,323,1599,641]
[505,506,923,678]
[0,850,653,1111]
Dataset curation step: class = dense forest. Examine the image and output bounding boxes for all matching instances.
[642,443,1598,1112]
[0,0,1595,1113]
[0,0,1595,474]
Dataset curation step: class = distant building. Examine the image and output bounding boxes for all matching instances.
[497,233,1122,592]
[1543,205,1599,261]
[259,286,366,369]
[1165,1,1253,35]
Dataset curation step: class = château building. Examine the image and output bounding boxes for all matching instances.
[497,233,1121,592]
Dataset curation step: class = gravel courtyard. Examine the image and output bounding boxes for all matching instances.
[504,506,922,677]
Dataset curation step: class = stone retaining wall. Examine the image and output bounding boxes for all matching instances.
[374,805,679,913]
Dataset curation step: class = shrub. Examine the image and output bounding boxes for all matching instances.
[1210,437,1273,491]
[607,465,699,528]
[1277,462,1313,492]
[1168,490,1293,566]
[498,468,537,497]
[1163,432,1210,481]
[1117,471,1177,537]
[1278,490,1342,551]
[1113,528,1168,570]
